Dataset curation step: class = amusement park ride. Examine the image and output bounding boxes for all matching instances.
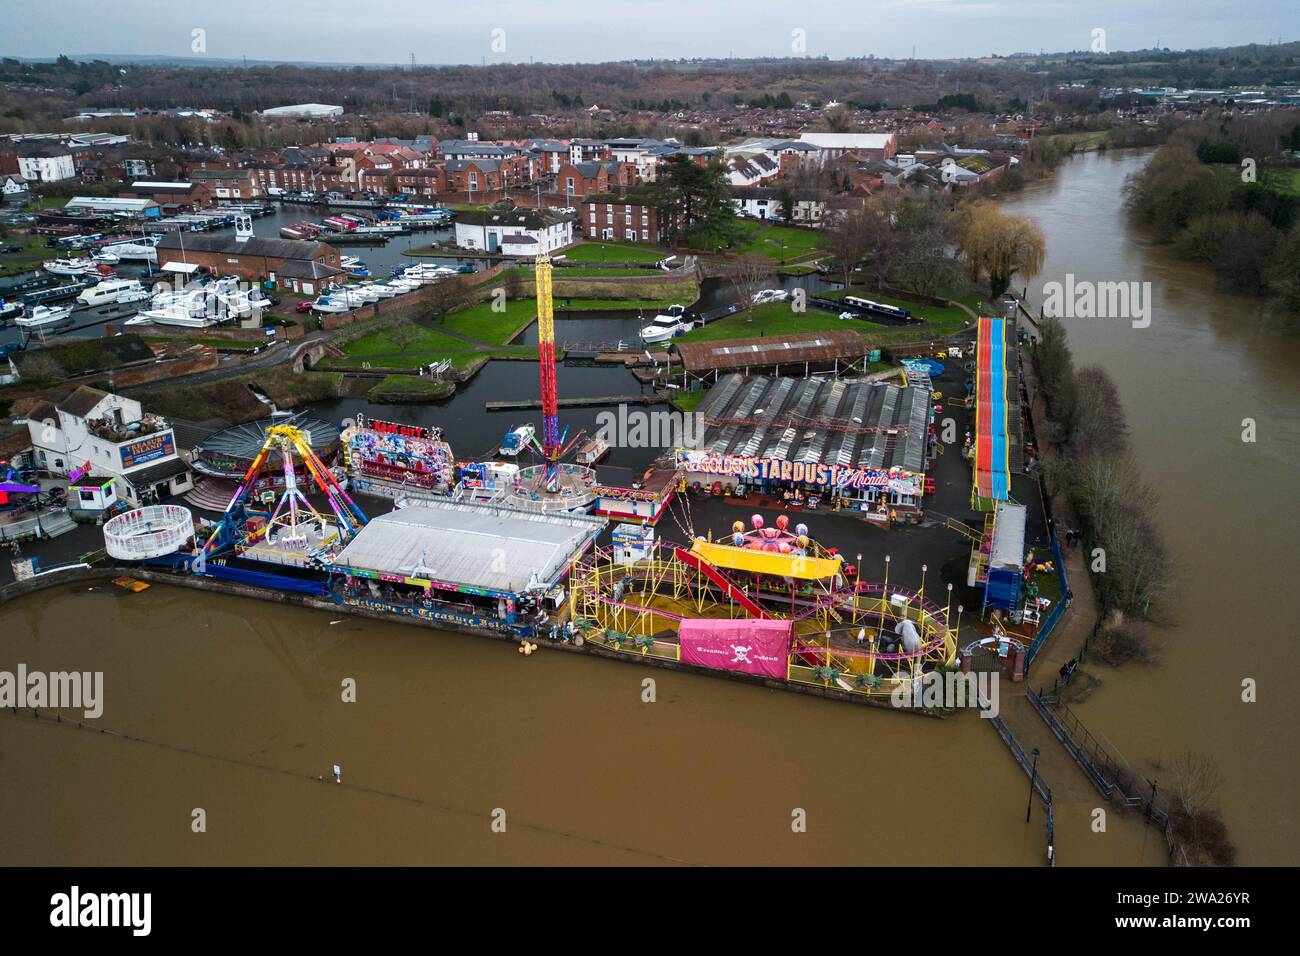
[499,256,600,512]
[571,512,959,697]
[200,422,369,567]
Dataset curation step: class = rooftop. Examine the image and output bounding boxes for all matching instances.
[671,330,865,372]
[692,373,931,474]
[329,499,605,596]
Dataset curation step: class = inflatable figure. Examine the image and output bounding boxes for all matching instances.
[896,619,922,653]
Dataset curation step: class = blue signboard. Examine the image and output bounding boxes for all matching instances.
[120,432,176,470]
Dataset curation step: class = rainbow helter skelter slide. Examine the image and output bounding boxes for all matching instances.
[975,316,1011,503]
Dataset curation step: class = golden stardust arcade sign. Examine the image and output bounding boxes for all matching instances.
[675,449,922,495]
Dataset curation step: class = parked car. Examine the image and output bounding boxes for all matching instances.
[295,300,314,314]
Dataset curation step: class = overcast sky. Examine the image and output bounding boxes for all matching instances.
[3,0,1293,64]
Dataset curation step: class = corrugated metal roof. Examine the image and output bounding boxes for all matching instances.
[330,500,605,596]
[693,374,931,474]
[673,330,864,372]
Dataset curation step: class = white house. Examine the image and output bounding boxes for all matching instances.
[453,206,573,256]
[16,143,76,182]
[1,174,28,199]
[26,386,194,507]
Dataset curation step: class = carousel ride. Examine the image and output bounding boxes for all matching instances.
[499,256,599,514]
[571,512,958,696]
[199,422,368,569]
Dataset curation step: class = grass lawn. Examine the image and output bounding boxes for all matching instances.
[366,374,456,403]
[679,290,974,346]
[553,297,679,311]
[1210,163,1300,196]
[561,241,672,264]
[670,389,708,412]
[729,221,826,261]
[552,267,660,277]
[342,324,468,358]
[818,288,975,333]
[678,301,857,342]
[438,299,536,344]
[0,235,51,276]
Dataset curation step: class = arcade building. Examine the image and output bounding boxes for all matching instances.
[678,374,935,523]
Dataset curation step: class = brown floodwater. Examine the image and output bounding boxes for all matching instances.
[0,583,1167,865]
[1001,149,1300,866]
[5,149,1261,867]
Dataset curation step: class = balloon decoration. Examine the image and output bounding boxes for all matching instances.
[518,640,538,656]
[720,512,817,556]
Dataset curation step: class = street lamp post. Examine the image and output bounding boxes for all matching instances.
[1026,747,1041,823]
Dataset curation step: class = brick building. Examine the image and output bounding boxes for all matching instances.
[580,191,669,243]
[155,233,345,294]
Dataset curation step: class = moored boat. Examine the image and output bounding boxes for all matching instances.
[499,425,535,457]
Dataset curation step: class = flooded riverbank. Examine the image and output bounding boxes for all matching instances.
[1002,149,1300,865]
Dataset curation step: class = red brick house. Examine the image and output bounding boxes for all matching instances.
[580,191,669,243]
[391,166,447,197]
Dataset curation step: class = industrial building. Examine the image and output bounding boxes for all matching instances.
[261,103,344,119]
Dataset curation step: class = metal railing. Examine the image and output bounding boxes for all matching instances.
[985,694,1055,866]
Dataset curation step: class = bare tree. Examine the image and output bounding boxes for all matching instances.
[389,319,422,353]
[729,258,772,317]
[826,205,876,289]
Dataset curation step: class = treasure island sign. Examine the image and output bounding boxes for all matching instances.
[675,449,922,496]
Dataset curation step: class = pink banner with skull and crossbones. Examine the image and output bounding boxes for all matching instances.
[678,618,793,679]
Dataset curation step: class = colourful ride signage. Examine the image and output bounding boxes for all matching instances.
[675,449,922,495]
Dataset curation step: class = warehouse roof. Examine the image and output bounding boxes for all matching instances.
[671,330,864,372]
[329,500,605,596]
[692,373,931,474]
[156,233,334,260]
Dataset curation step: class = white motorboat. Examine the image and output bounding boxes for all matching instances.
[0,299,24,322]
[98,239,159,261]
[78,278,143,307]
[17,304,73,329]
[91,250,120,265]
[839,311,856,321]
[499,425,535,457]
[368,282,397,298]
[311,296,350,314]
[337,286,375,306]
[117,287,152,306]
[43,257,95,276]
[639,305,692,343]
[137,302,214,328]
